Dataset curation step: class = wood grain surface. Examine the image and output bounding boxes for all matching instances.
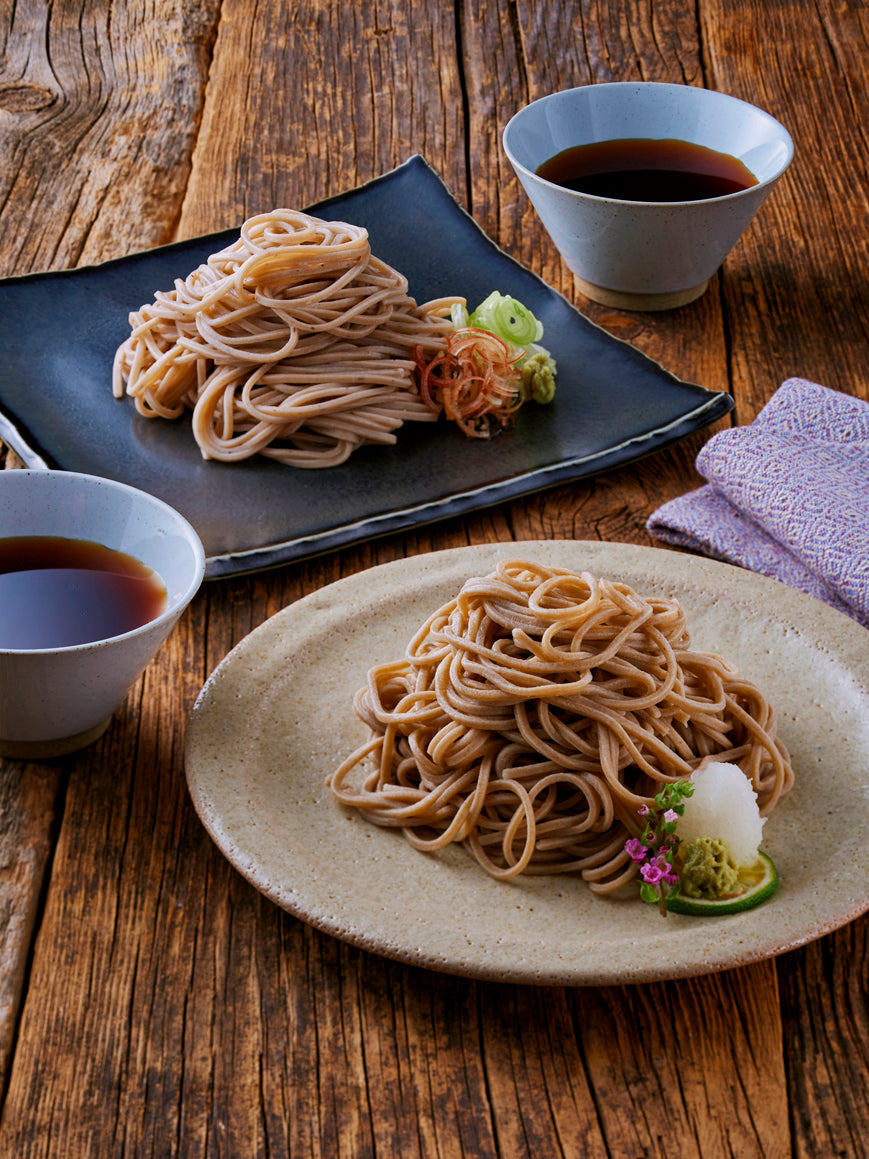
[0,1,867,1156]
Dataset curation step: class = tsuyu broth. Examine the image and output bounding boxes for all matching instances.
[0,536,167,649]
[535,138,758,202]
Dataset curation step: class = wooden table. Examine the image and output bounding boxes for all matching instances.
[1,1,867,1154]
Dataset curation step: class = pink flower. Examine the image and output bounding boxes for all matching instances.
[625,838,647,863]
[640,861,665,885]
[637,804,651,816]
[663,809,678,824]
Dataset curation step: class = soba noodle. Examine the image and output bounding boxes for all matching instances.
[113,210,459,467]
[328,560,793,891]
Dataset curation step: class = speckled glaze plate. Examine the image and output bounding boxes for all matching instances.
[185,541,869,985]
[0,156,732,579]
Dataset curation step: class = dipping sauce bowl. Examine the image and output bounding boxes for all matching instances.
[503,82,794,310]
[0,470,205,759]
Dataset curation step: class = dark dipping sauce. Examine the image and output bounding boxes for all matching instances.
[536,138,758,202]
[0,536,167,649]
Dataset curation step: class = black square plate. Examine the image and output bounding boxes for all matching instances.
[0,155,732,578]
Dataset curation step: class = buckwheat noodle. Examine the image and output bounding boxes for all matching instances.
[113,210,458,467]
[328,560,793,890]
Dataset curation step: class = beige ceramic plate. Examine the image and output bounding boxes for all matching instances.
[185,541,869,986]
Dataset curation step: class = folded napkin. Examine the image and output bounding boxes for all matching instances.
[647,378,869,629]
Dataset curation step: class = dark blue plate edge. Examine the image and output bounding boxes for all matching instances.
[206,391,732,578]
[0,155,734,577]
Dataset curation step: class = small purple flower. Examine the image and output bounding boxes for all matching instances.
[630,779,694,913]
[640,861,665,885]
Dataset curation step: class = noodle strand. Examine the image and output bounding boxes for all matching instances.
[113,210,459,467]
[328,560,794,891]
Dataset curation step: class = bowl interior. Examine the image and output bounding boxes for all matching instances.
[505,83,793,186]
[0,471,204,608]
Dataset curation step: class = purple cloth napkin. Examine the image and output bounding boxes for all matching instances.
[647,378,869,629]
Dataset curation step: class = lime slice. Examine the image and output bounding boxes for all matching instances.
[666,852,778,916]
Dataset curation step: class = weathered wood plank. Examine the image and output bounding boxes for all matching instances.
[0,603,201,1142]
[0,438,59,1098]
[701,0,869,411]
[0,0,218,1129]
[0,760,62,1100]
[699,5,869,1156]
[571,969,790,1159]
[779,918,869,1159]
[0,0,221,277]
[175,0,467,238]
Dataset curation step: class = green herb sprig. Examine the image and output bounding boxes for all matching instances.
[624,781,694,916]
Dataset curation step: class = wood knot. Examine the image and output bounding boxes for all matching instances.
[0,84,58,114]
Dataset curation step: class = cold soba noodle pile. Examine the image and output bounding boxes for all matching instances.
[113,210,457,467]
[328,560,793,892]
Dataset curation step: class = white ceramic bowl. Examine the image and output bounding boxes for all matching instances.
[0,470,205,758]
[503,82,794,310]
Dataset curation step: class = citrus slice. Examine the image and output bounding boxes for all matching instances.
[666,852,778,916]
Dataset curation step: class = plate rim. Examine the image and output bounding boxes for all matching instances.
[185,541,869,985]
